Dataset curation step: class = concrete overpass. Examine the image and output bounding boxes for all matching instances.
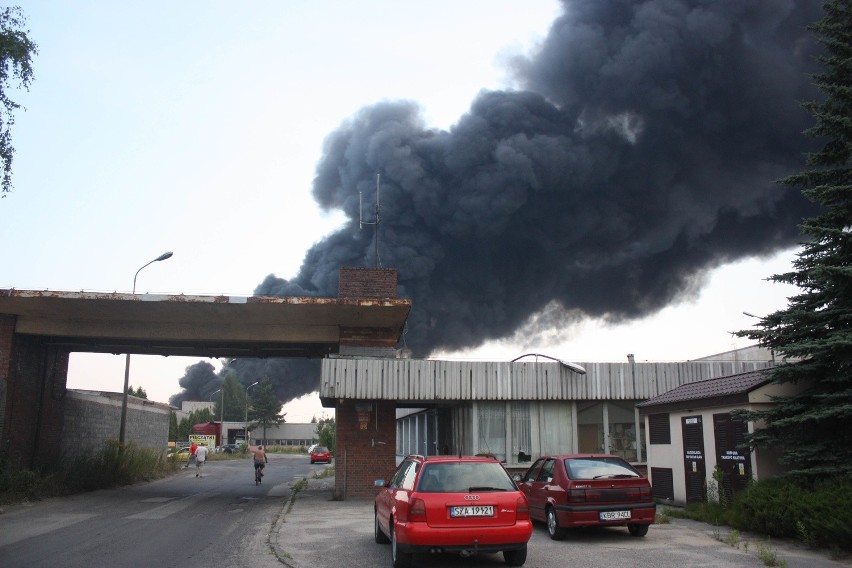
[0,268,410,469]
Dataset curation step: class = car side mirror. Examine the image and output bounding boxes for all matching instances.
[374,480,386,487]
[512,474,521,482]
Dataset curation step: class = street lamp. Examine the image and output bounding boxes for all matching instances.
[245,381,259,445]
[211,388,224,448]
[511,353,587,375]
[118,251,174,446]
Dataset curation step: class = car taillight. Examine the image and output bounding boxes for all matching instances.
[568,489,602,502]
[408,498,427,522]
[515,496,530,520]
[625,486,652,499]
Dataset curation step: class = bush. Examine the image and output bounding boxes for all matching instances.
[735,476,852,548]
[0,441,180,505]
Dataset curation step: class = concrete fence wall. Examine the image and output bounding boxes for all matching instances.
[61,390,170,459]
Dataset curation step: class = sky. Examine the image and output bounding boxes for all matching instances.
[1,1,816,421]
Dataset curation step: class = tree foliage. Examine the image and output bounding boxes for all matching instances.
[126,385,147,399]
[247,377,285,444]
[737,0,852,478]
[176,408,213,441]
[0,6,37,196]
[212,373,247,422]
[315,417,335,452]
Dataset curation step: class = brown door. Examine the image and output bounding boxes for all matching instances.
[713,413,752,503]
[682,416,706,503]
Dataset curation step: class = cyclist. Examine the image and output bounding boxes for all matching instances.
[253,445,268,483]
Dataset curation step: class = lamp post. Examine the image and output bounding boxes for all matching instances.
[245,381,259,445]
[510,352,586,375]
[118,251,174,446]
[210,388,223,448]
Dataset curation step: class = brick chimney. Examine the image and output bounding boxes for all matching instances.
[338,267,398,299]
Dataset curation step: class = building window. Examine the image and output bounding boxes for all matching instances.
[577,402,605,453]
[607,401,638,462]
[539,402,573,455]
[511,402,531,462]
[648,413,671,444]
[478,402,506,462]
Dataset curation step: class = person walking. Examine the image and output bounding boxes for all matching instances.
[184,441,198,469]
[194,443,208,478]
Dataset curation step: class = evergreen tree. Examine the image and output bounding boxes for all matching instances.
[0,7,37,195]
[168,410,178,441]
[127,385,147,399]
[177,408,214,441]
[212,373,246,421]
[737,0,852,478]
[247,377,284,446]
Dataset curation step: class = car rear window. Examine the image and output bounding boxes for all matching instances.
[313,447,328,452]
[564,457,640,480]
[416,461,516,493]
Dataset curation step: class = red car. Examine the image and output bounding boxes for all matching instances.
[374,455,533,567]
[517,454,655,539]
[310,446,332,464]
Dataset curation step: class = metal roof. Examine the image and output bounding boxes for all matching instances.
[636,369,771,409]
[320,358,775,405]
[0,288,411,358]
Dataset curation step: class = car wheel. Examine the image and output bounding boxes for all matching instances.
[546,507,567,541]
[374,510,390,544]
[503,544,527,566]
[628,523,649,537]
[391,522,412,568]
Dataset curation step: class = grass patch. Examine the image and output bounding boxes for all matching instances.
[0,441,180,505]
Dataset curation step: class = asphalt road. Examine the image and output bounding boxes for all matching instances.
[0,453,316,568]
[3,456,849,568]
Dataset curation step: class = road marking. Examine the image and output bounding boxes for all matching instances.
[126,493,206,520]
[0,513,96,547]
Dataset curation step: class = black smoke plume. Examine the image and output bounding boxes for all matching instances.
[171,0,824,407]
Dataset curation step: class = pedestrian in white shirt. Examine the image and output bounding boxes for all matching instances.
[194,444,209,478]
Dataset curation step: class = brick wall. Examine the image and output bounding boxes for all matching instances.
[334,399,397,500]
[62,390,170,458]
[1,333,69,470]
[338,268,398,299]
[0,315,14,455]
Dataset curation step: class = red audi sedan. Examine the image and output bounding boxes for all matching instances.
[517,454,655,539]
[374,455,533,567]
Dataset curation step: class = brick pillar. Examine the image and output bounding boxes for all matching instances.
[0,327,69,470]
[334,399,397,500]
[0,314,15,458]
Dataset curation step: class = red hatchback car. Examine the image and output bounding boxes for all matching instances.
[309,446,331,464]
[374,455,533,567]
[517,454,655,539]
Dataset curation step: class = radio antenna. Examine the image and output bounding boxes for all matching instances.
[358,173,382,267]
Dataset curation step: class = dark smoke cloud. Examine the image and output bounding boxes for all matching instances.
[172,0,824,406]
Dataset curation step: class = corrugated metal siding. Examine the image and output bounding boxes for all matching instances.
[320,358,774,402]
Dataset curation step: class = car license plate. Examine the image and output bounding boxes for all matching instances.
[450,505,494,518]
[599,510,631,521]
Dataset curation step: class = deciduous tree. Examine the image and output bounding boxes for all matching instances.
[0,6,37,196]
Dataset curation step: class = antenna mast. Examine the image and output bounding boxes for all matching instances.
[358,173,381,267]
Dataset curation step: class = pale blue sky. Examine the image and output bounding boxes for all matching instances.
[1,1,799,417]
